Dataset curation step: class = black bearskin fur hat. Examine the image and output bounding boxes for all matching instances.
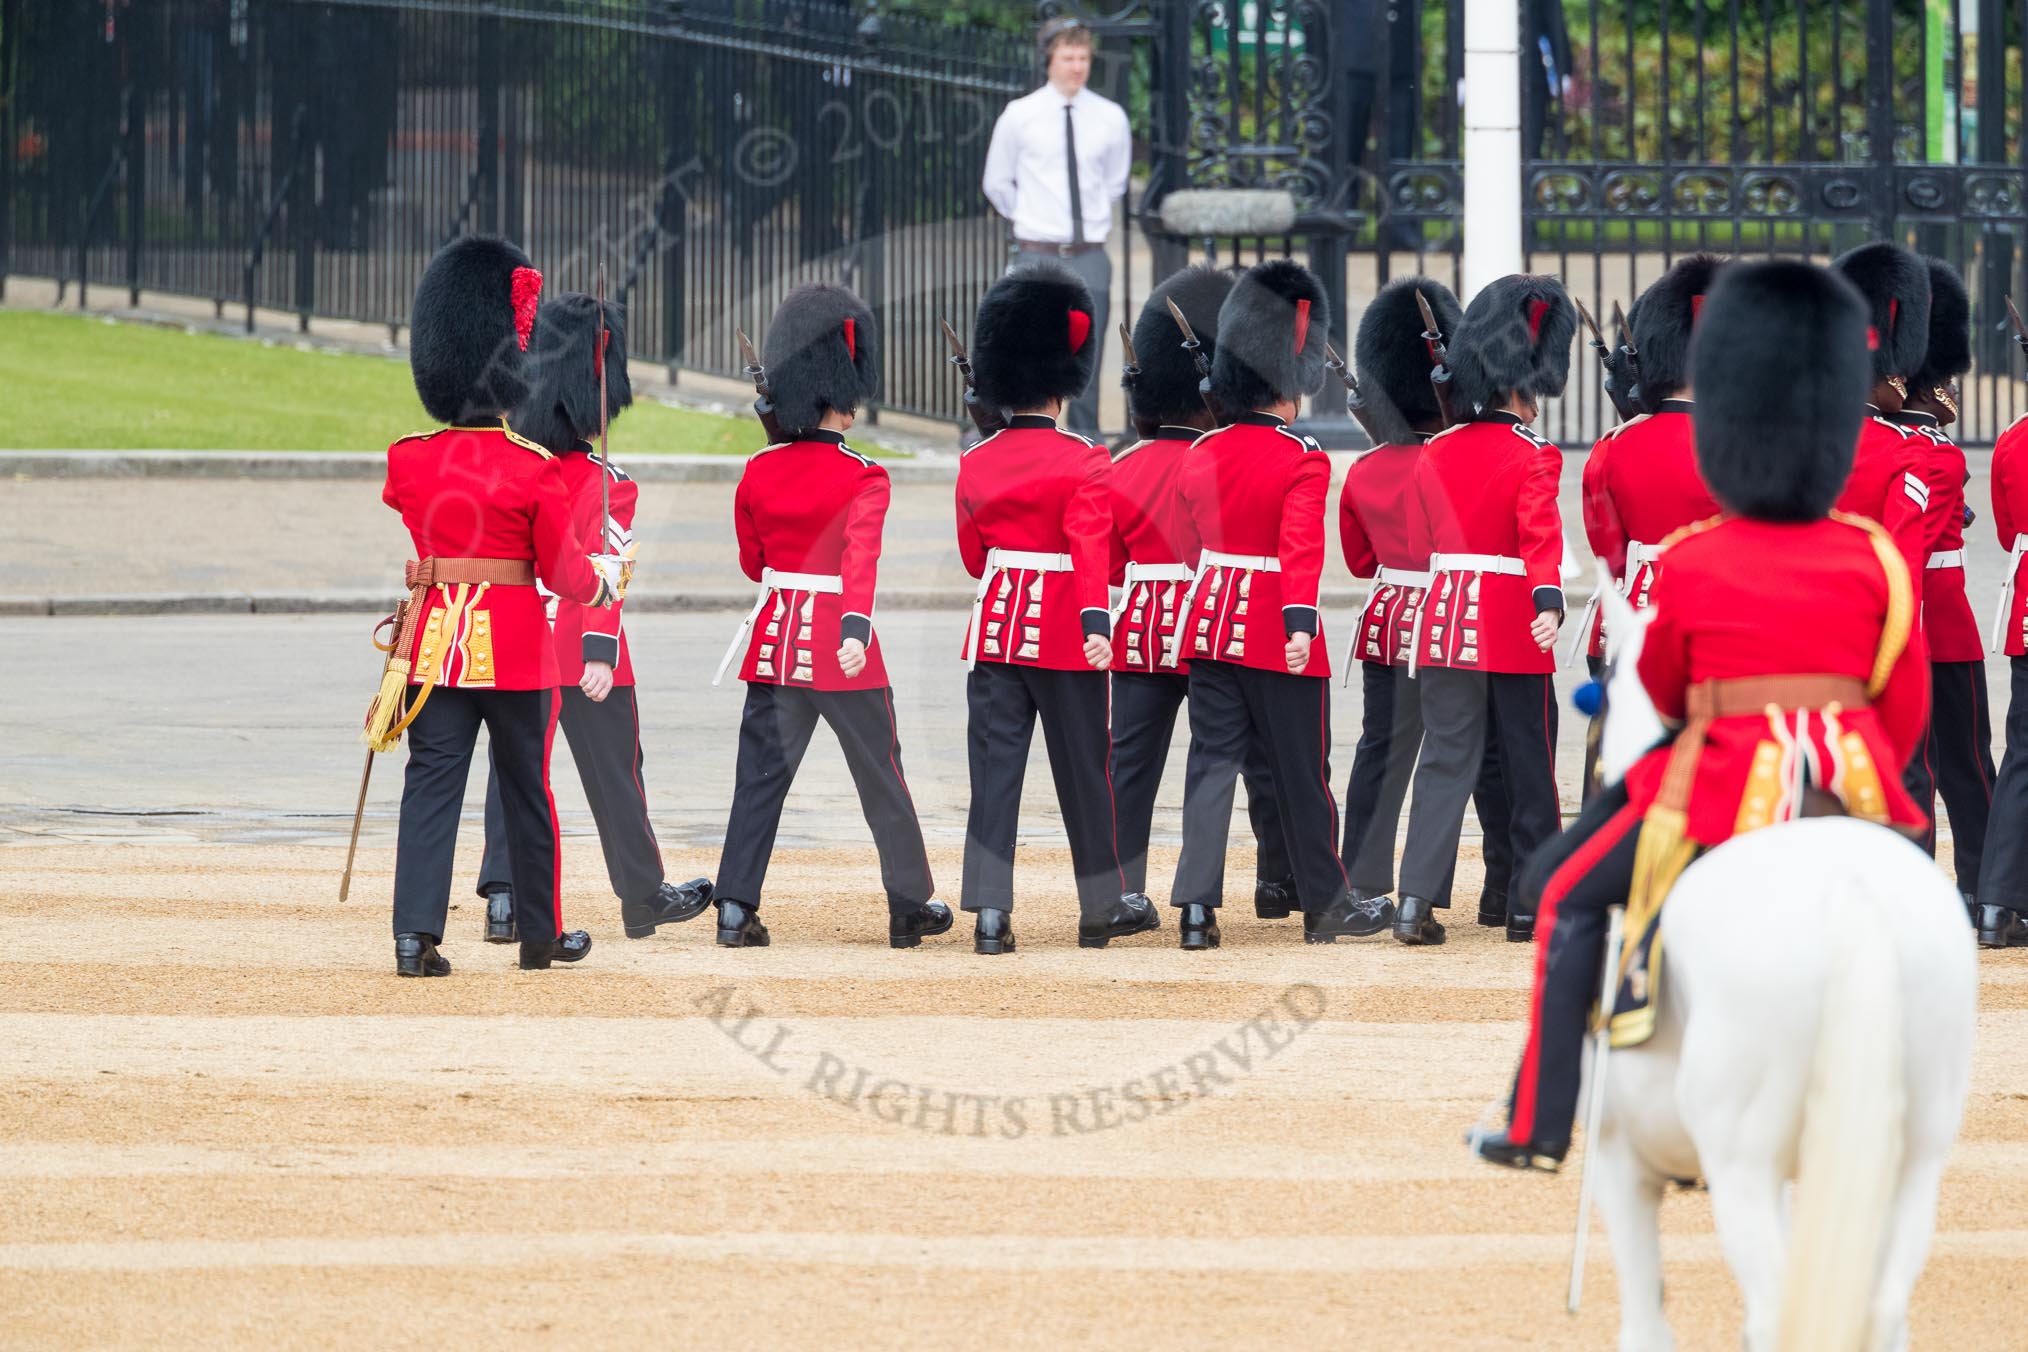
[512,292,632,454]
[763,284,881,435]
[1630,253,1726,407]
[410,235,542,424]
[1911,256,1971,391]
[971,261,1099,412]
[1210,258,1331,412]
[1832,241,1930,383]
[1353,276,1462,445]
[1691,260,1869,521]
[1447,274,1576,413]
[1128,266,1234,430]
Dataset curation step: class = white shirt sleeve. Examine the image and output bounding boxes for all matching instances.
[981,104,1020,223]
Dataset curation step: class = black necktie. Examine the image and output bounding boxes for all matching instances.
[1063,104,1086,246]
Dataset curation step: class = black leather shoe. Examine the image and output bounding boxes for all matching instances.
[395,933,450,977]
[1253,876,1299,920]
[1469,1128,1566,1173]
[890,901,954,949]
[1477,893,1508,928]
[623,877,714,938]
[1079,893,1161,948]
[518,929,591,970]
[974,907,1015,955]
[1506,911,1537,944]
[1976,903,2024,949]
[1179,902,1222,950]
[715,900,770,948]
[483,888,516,944]
[1393,895,1446,946]
[1305,892,1397,943]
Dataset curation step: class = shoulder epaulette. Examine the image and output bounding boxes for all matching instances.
[1657,514,1725,552]
[961,428,1006,457]
[1507,421,1553,449]
[1270,424,1324,454]
[835,441,877,468]
[1112,439,1147,463]
[498,422,555,459]
[1605,413,1652,441]
[1869,414,1915,439]
[394,425,453,446]
[1424,422,1468,444]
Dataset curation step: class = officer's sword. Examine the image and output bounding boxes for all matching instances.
[595,266,612,558]
[735,327,788,445]
[939,317,1007,436]
[1164,296,1219,420]
[1413,290,1459,428]
[338,749,372,902]
[1568,903,1628,1315]
[1575,297,1639,423]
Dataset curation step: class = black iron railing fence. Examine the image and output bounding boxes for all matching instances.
[1,0,1030,424]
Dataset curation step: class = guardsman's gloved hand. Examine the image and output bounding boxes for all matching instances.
[588,552,632,607]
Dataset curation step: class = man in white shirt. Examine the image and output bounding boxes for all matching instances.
[981,17,1132,436]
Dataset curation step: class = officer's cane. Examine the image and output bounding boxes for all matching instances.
[1567,903,1626,1314]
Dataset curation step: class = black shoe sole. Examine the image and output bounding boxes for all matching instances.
[1308,903,1398,942]
[974,935,1015,955]
[1506,926,1535,944]
[484,924,517,944]
[1393,922,1446,946]
[1179,927,1221,951]
[1253,901,1294,920]
[624,920,659,939]
[1476,911,1506,928]
[716,927,771,948]
[396,959,449,977]
[1978,930,2013,949]
[890,912,956,949]
[1078,911,1161,949]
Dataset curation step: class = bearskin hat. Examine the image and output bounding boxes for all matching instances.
[1910,256,1971,391]
[1690,260,1869,521]
[410,235,543,424]
[763,284,880,435]
[512,292,632,454]
[1210,258,1331,412]
[1128,266,1234,430]
[1630,253,1726,407]
[970,261,1099,413]
[1831,241,1930,384]
[1353,276,1462,445]
[1446,274,1576,413]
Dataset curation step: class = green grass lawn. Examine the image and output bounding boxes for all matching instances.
[0,310,825,456]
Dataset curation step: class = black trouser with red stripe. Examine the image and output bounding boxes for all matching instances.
[393,686,561,945]
[1974,658,2028,910]
[1399,668,1560,909]
[1109,670,1293,899]
[1900,660,1995,895]
[1170,659,1349,914]
[1340,659,1514,907]
[1506,778,1647,1152]
[718,682,935,914]
[963,662,1121,917]
[478,685,664,907]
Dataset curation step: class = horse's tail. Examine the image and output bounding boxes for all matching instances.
[1777,892,1905,1351]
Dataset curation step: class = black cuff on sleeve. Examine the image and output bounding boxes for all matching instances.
[840,613,873,646]
[1283,605,1319,639]
[1532,585,1566,616]
[582,632,620,667]
[1081,607,1112,640]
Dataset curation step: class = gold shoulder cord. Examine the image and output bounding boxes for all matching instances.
[1828,510,1914,696]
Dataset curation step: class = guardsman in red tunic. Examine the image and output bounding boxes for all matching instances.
[1890,259,1995,917]
[1108,265,1299,934]
[706,286,945,949]
[1831,242,1935,583]
[1970,411,2028,945]
[958,262,1157,953]
[379,237,628,976]
[1395,275,1576,945]
[473,295,713,945]
[1167,259,1391,945]
[1476,259,1930,1172]
[1337,276,1517,938]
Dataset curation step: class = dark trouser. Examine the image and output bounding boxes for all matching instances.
[1170,660,1349,914]
[1977,657,2028,909]
[1902,660,1995,894]
[1581,653,1605,804]
[962,662,1122,916]
[1399,667,1560,906]
[1109,670,1292,898]
[478,685,664,906]
[717,682,935,915]
[1505,779,1644,1150]
[1339,659,1514,906]
[392,686,560,944]
[1015,245,1110,436]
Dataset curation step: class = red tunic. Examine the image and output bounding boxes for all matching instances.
[1338,439,1431,668]
[1576,403,1721,658]
[733,432,892,691]
[1411,413,1566,675]
[1900,418,1982,663]
[382,422,602,690]
[956,415,1113,671]
[549,448,638,686]
[1622,514,1929,845]
[1834,412,1932,582]
[1173,412,1332,678]
[1993,413,2028,656]
[1107,427,1200,674]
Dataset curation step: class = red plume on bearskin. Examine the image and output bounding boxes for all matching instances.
[1630,253,1727,407]
[512,292,633,454]
[510,267,543,351]
[409,235,541,424]
[970,261,1099,413]
[762,284,881,435]
[1354,276,1463,446]
[1445,274,1575,413]
[1832,241,1930,383]
[1210,258,1330,412]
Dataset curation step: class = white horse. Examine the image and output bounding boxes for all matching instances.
[1583,574,1978,1352]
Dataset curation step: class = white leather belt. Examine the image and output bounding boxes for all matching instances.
[966,547,1075,667]
[1171,551,1284,666]
[713,568,845,686]
[1343,566,1433,680]
[1927,549,1965,569]
[1564,541,1663,668]
[1111,560,1195,629]
[1992,538,2028,653]
[1430,552,1526,576]
[1625,539,1663,569]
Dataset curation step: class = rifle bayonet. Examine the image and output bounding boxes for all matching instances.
[735,326,788,445]
[939,316,1007,436]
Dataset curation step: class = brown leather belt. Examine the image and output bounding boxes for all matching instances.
[405,556,535,588]
[1015,239,1106,257]
[1684,675,1870,720]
